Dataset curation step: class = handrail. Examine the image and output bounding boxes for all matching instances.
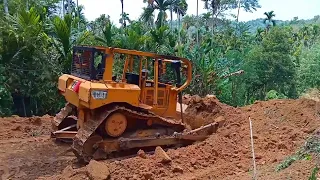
[113,47,192,93]
[75,45,192,92]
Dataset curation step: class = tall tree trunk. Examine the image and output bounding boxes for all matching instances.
[196,0,199,46]
[3,0,9,15]
[67,0,71,14]
[21,97,27,117]
[121,0,124,27]
[178,14,181,44]
[35,99,38,115]
[231,77,236,105]
[77,0,79,29]
[232,0,242,104]
[246,91,250,104]
[62,0,65,16]
[26,0,29,10]
[236,0,241,22]
[170,4,173,30]
[211,10,214,46]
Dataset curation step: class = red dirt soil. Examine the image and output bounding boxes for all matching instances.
[1,96,319,180]
[0,116,73,180]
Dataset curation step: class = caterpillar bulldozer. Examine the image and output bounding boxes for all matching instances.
[51,46,218,163]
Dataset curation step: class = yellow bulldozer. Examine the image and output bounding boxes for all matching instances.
[51,46,218,162]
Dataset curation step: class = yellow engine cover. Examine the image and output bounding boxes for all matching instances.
[58,74,140,109]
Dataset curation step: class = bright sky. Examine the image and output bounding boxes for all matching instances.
[78,0,320,25]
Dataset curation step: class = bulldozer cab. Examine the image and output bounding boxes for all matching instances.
[71,46,109,81]
[70,46,192,110]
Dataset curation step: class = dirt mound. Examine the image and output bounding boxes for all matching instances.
[0,115,72,180]
[184,94,239,129]
[0,115,53,140]
[105,98,320,180]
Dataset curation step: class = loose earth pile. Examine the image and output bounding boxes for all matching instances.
[0,96,319,180]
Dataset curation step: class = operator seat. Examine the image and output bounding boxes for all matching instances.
[125,73,140,85]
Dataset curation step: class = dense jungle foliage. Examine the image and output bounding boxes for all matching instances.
[0,0,319,117]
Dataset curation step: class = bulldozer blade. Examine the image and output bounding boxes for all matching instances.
[51,124,77,139]
[52,103,74,130]
[185,122,219,135]
[51,131,77,139]
[177,134,209,141]
[99,133,210,154]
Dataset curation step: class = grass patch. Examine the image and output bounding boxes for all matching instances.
[276,135,320,172]
[308,166,319,180]
[276,155,299,172]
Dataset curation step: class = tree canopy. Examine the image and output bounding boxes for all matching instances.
[0,0,319,117]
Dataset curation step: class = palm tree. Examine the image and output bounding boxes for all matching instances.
[236,0,241,22]
[201,0,220,37]
[95,19,114,46]
[76,0,79,29]
[62,0,65,16]
[119,12,131,27]
[142,0,186,28]
[201,12,212,30]
[182,15,196,30]
[120,0,124,27]
[173,0,187,43]
[263,11,276,32]
[311,24,320,43]
[299,25,314,47]
[170,3,173,30]
[88,14,111,34]
[196,0,199,45]
[255,27,265,42]
[4,0,9,15]
[66,0,72,14]
[4,7,48,116]
[51,14,90,72]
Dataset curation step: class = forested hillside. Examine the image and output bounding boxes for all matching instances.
[0,0,319,117]
[245,15,320,33]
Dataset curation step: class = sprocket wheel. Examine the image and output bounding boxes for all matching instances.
[105,112,127,137]
[75,134,104,162]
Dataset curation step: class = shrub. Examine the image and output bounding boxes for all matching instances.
[265,90,287,100]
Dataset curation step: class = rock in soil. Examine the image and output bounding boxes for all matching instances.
[155,146,172,163]
[137,149,147,159]
[142,172,154,180]
[172,166,184,173]
[86,160,110,180]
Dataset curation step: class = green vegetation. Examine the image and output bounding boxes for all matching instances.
[265,90,287,100]
[309,166,319,180]
[276,136,320,172]
[0,0,319,117]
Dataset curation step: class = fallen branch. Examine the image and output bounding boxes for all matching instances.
[221,70,245,79]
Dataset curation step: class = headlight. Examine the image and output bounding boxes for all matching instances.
[91,90,108,99]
